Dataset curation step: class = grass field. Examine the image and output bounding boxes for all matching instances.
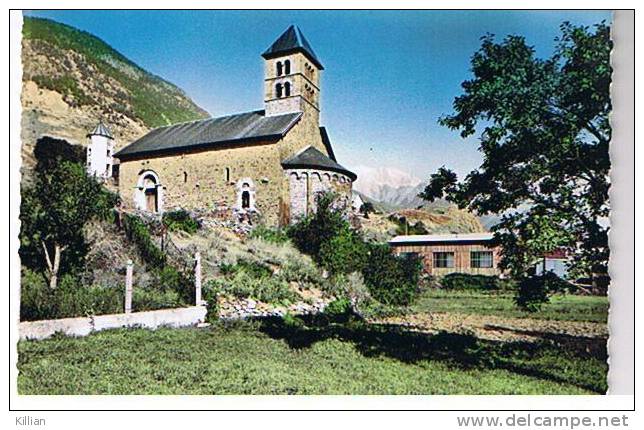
[411,290,609,323]
[18,310,608,395]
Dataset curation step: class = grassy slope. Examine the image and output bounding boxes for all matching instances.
[411,290,609,323]
[22,17,209,128]
[17,322,606,395]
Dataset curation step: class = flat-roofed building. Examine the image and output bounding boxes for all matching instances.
[388,233,502,276]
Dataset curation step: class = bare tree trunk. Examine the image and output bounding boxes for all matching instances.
[41,241,66,290]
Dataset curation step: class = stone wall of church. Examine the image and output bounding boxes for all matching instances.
[118,141,289,225]
[276,104,326,161]
[286,168,353,222]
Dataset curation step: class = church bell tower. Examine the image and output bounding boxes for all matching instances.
[262,25,323,120]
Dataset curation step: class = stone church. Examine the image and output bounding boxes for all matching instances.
[108,25,356,226]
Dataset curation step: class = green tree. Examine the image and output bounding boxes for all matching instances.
[420,22,611,292]
[359,201,375,218]
[19,161,118,289]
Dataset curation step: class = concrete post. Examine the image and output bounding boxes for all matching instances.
[125,259,133,314]
[194,252,202,306]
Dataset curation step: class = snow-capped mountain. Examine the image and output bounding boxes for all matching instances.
[352,166,425,207]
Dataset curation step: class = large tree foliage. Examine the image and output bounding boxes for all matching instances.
[420,22,611,285]
[19,161,118,289]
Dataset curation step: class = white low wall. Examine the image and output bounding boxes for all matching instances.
[19,306,207,341]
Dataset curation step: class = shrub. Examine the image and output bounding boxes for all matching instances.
[361,244,422,306]
[248,225,290,244]
[162,209,199,234]
[289,193,367,275]
[20,269,123,321]
[287,193,348,260]
[440,273,511,291]
[220,259,272,279]
[123,214,166,268]
[317,225,368,274]
[132,288,183,311]
[207,272,297,304]
[323,297,353,323]
[279,256,320,286]
[515,272,572,312]
[153,266,194,305]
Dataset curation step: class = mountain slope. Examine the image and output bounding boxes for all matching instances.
[21,17,210,169]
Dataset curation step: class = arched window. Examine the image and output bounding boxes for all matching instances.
[242,190,250,209]
[284,82,291,97]
[275,83,283,98]
[276,61,283,76]
[183,171,188,183]
[284,59,291,74]
[236,179,256,212]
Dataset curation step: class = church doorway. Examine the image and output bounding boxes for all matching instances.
[136,170,162,213]
[143,174,158,212]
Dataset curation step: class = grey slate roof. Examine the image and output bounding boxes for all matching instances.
[281,146,356,180]
[262,25,324,70]
[88,121,113,139]
[115,110,302,159]
[389,233,495,245]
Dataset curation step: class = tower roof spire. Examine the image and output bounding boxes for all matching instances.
[262,25,324,70]
[88,121,113,139]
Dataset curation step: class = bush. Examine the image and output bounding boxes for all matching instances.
[162,209,199,234]
[287,193,348,261]
[248,225,290,244]
[289,193,367,275]
[206,272,297,304]
[440,273,513,291]
[132,288,183,311]
[153,266,194,305]
[515,272,573,312]
[279,256,320,286]
[123,214,166,268]
[220,259,272,279]
[323,297,354,323]
[361,244,422,306]
[20,269,123,321]
[317,225,368,274]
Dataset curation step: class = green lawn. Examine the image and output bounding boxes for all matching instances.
[18,316,607,395]
[411,290,609,323]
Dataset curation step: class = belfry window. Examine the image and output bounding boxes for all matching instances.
[275,83,283,98]
[276,61,283,76]
[284,82,291,97]
[284,59,291,74]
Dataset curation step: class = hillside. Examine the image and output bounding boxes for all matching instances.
[20,17,209,170]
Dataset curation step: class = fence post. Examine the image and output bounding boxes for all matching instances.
[194,252,202,306]
[125,259,133,314]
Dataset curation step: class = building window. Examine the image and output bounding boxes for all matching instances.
[276,61,283,76]
[275,83,283,98]
[284,59,291,74]
[433,252,454,268]
[284,82,291,97]
[241,190,250,209]
[183,171,188,183]
[471,251,493,268]
[225,167,230,183]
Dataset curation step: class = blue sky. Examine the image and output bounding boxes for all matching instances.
[24,10,611,181]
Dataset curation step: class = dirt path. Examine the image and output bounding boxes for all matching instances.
[379,312,608,343]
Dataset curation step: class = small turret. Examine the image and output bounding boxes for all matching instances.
[86,121,115,179]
